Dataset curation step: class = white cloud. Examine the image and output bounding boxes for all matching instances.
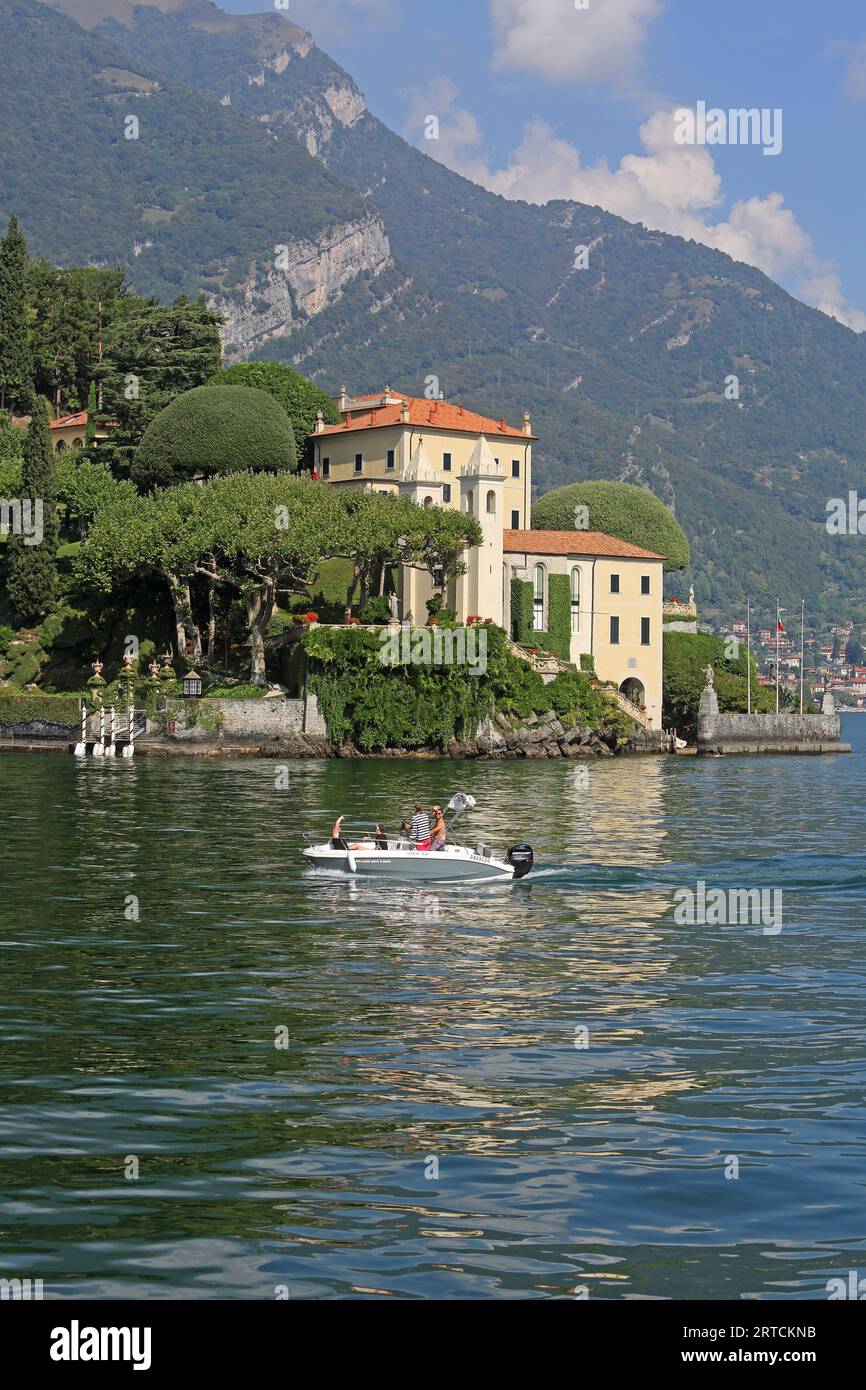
[488,0,663,86]
[831,39,866,100]
[405,92,865,330]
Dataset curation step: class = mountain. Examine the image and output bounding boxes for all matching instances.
[1,1,390,308]
[13,0,866,622]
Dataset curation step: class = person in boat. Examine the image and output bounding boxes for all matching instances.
[410,803,431,845]
[429,805,447,851]
[374,824,389,849]
[331,815,349,850]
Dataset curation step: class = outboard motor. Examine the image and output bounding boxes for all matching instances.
[506,844,534,879]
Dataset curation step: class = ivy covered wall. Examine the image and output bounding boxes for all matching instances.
[510,573,571,662]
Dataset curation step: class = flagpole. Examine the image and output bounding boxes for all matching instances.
[746,597,751,715]
[775,599,780,714]
[800,598,805,715]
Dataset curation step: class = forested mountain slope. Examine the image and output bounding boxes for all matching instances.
[21,0,866,620]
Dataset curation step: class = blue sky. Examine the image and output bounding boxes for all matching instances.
[222,0,866,327]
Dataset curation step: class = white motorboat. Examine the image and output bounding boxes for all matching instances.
[302,794,534,882]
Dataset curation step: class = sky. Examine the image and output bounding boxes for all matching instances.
[221,0,866,329]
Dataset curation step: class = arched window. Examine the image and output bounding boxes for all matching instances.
[571,567,580,632]
[533,564,545,632]
[72,437,84,448]
[486,489,496,516]
[423,496,433,508]
[55,439,66,452]
[464,490,474,514]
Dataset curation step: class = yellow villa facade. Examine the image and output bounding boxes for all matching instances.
[311,388,665,728]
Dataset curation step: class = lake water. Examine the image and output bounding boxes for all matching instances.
[1,718,865,1300]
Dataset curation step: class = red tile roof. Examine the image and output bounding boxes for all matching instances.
[504,529,664,559]
[50,411,88,429]
[315,395,534,440]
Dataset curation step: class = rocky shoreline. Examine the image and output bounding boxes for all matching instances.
[255,711,674,760]
[1,709,674,759]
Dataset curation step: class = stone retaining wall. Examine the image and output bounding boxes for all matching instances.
[697,710,848,755]
[155,694,326,742]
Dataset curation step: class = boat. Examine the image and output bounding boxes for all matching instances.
[302,793,534,882]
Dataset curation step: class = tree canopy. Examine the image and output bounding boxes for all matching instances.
[131,384,298,491]
[97,296,223,473]
[532,480,691,572]
[6,401,58,624]
[0,216,32,414]
[77,475,483,682]
[208,361,341,462]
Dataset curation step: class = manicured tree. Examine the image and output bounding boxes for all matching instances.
[208,361,340,463]
[335,490,483,615]
[6,403,59,624]
[78,473,344,681]
[0,217,33,413]
[532,480,690,572]
[131,384,297,491]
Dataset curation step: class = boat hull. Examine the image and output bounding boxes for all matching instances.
[302,845,516,881]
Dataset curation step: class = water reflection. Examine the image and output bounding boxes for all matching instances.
[1,726,865,1299]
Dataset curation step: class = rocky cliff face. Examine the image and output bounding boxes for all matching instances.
[295,82,368,158]
[211,213,392,358]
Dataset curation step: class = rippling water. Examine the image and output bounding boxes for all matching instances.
[1,718,865,1300]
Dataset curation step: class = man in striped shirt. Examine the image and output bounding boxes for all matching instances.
[410,803,431,843]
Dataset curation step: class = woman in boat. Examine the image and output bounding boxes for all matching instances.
[331,815,349,850]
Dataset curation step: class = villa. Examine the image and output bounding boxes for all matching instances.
[311,388,664,728]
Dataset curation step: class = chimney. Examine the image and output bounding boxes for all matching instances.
[314,408,325,434]
[338,384,348,412]
[523,410,532,435]
[400,400,410,423]
[499,417,506,431]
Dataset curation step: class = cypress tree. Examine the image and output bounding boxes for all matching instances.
[85,380,97,445]
[7,402,59,625]
[0,217,33,413]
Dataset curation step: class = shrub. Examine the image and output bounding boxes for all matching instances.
[0,693,80,728]
[203,683,266,699]
[131,385,297,490]
[532,481,690,572]
[358,595,391,624]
